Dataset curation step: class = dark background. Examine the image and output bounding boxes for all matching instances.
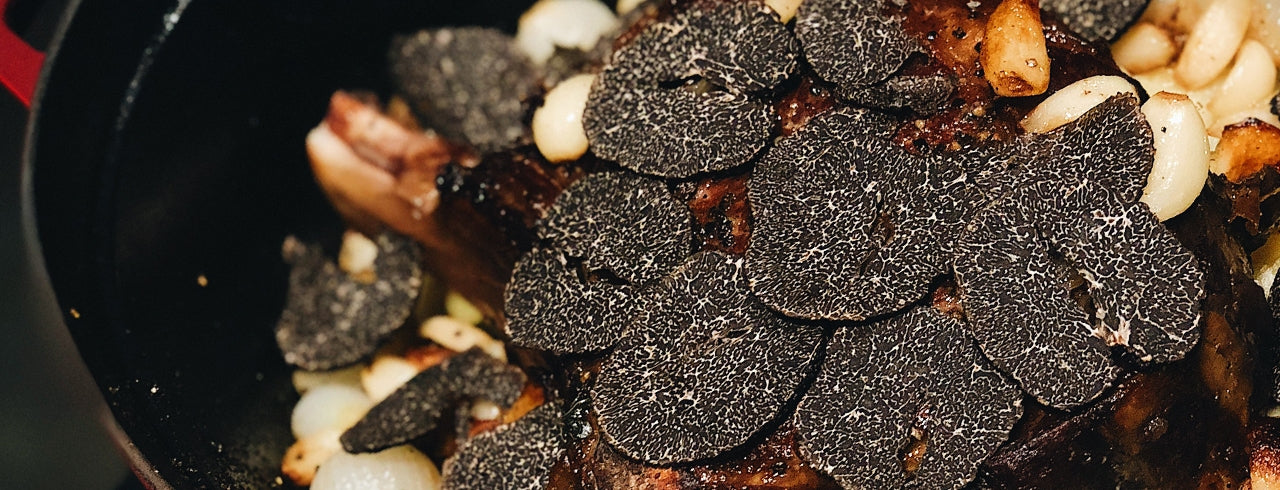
[2,0,130,487]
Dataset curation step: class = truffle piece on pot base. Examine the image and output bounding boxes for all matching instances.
[275,232,423,371]
[341,349,526,453]
[794,304,1023,490]
[591,251,824,464]
[389,27,539,152]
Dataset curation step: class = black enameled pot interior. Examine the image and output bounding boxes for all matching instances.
[30,0,530,486]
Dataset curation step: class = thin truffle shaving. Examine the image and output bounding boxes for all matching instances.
[503,248,641,354]
[1041,0,1149,43]
[955,175,1203,409]
[389,27,539,152]
[539,171,691,284]
[795,305,1023,490]
[748,108,967,320]
[441,402,566,490]
[795,0,923,94]
[341,348,526,453]
[592,251,824,464]
[954,187,1122,409]
[583,1,799,178]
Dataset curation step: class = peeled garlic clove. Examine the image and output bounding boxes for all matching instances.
[765,0,803,23]
[1208,40,1278,118]
[1021,76,1139,133]
[1175,0,1252,89]
[420,315,507,362]
[362,354,422,403]
[533,73,595,163]
[1111,23,1177,75]
[312,445,442,490]
[616,0,643,15]
[291,384,373,439]
[1172,0,1214,33]
[516,0,618,65]
[1139,92,1210,221]
[1208,104,1280,138]
[1250,0,1280,63]
[980,0,1051,97]
[444,290,485,325]
[1252,231,1280,296]
[338,229,379,282]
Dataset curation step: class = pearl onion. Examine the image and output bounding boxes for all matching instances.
[312,445,442,490]
[533,74,595,163]
[291,384,373,439]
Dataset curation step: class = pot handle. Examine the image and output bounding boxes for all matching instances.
[0,0,46,107]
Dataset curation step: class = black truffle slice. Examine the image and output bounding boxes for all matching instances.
[504,248,641,354]
[390,28,538,152]
[1041,0,1149,43]
[948,140,1032,210]
[795,0,923,94]
[682,2,802,92]
[1026,94,1155,204]
[583,2,799,178]
[539,172,691,284]
[1028,178,1204,363]
[951,94,1155,215]
[794,305,1023,490]
[841,73,956,116]
[952,135,1055,211]
[748,109,967,320]
[591,251,824,464]
[953,191,1120,409]
[275,233,422,370]
[341,348,526,453]
[441,402,566,490]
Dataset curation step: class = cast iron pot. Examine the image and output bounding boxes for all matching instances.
[10,0,530,486]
